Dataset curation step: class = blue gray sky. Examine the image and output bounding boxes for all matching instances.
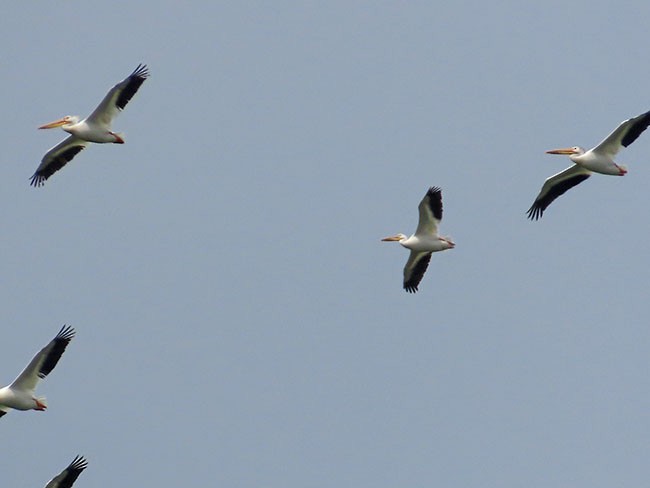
[4,2,650,487]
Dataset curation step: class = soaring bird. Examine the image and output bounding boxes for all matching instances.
[31,64,149,187]
[0,325,75,418]
[44,456,88,488]
[382,186,455,293]
[527,110,650,220]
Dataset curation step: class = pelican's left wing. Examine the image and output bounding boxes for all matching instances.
[44,456,88,488]
[86,64,149,127]
[10,325,75,392]
[31,136,89,187]
[403,250,432,293]
[415,186,443,236]
[593,110,650,157]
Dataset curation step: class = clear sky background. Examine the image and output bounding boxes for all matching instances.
[3,2,650,487]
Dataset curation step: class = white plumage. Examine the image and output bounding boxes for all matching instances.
[382,187,455,293]
[0,325,75,418]
[31,64,149,186]
[527,110,650,219]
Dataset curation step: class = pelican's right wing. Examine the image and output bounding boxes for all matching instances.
[31,136,88,187]
[526,164,591,220]
[403,250,432,293]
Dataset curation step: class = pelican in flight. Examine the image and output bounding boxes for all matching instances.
[44,456,88,488]
[527,109,650,220]
[0,325,75,418]
[382,186,455,293]
[31,64,149,187]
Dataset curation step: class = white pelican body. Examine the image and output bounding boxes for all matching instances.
[31,64,149,187]
[527,109,650,219]
[51,118,126,144]
[389,233,453,253]
[565,147,628,175]
[0,325,75,418]
[382,187,454,293]
[44,456,88,488]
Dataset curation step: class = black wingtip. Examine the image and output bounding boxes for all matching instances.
[37,325,76,379]
[29,173,46,187]
[526,204,543,221]
[55,324,76,341]
[424,186,444,221]
[116,64,150,110]
[621,110,650,148]
[68,455,89,471]
[131,63,150,80]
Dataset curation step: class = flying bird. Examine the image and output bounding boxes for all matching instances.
[31,64,149,187]
[0,325,75,418]
[527,109,650,220]
[44,456,88,488]
[382,186,455,293]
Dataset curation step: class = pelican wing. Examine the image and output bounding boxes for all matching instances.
[44,456,88,488]
[31,136,88,187]
[527,165,591,220]
[415,186,443,236]
[85,64,149,128]
[592,110,650,157]
[403,250,432,293]
[10,325,75,392]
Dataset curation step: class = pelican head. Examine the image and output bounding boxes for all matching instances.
[546,146,585,156]
[381,233,407,242]
[38,115,80,130]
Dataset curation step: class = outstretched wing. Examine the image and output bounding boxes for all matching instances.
[85,64,149,128]
[592,110,650,157]
[527,165,591,220]
[44,456,88,488]
[10,325,75,392]
[403,251,432,293]
[415,186,443,236]
[31,136,88,187]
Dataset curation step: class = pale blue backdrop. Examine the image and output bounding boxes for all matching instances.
[3,2,650,487]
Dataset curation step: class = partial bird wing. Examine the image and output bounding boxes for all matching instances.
[44,456,88,488]
[85,64,149,128]
[0,407,8,419]
[415,186,443,236]
[31,136,89,187]
[527,164,591,220]
[592,110,650,157]
[403,250,432,293]
[10,325,75,392]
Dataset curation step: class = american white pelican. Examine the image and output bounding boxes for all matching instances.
[527,109,650,219]
[45,456,88,488]
[0,325,75,418]
[31,64,149,187]
[382,186,455,293]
